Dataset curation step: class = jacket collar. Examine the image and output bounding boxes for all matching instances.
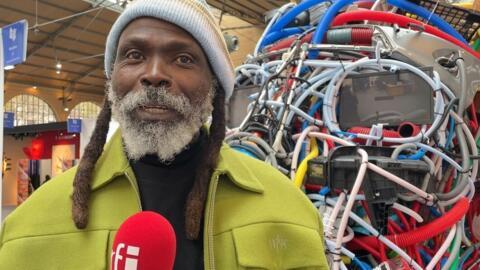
[91,129,264,193]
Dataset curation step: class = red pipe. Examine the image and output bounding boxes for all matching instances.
[266,28,372,52]
[351,28,374,45]
[348,197,469,249]
[348,126,400,145]
[397,122,421,138]
[331,10,480,59]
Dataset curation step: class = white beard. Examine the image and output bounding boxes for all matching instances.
[107,82,214,162]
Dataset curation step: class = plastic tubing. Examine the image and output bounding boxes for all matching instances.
[440,222,462,270]
[386,0,468,44]
[314,195,423,270]
[332,148,368,270]
[453,111,479,186]
[392,203,423,223]
[331,10,480,59]
[267,0,326,36]
[254,100,324,126]
[254,2,295,56]
[367,162,434,202]
[326,192,346,238]
[262,27,306,47]
[294,138,318,188]
[291,126,320,180]
[350,197,469,248]
[225,132,278,168]
[457,58,468,118]
[424,224,457,270]
[322,58,445,144]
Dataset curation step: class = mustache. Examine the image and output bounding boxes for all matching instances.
[114,86,192,116]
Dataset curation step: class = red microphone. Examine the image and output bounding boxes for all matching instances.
[111,211,176,270]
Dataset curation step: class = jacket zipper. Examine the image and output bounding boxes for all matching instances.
[206,172,220,270]
[124,170,143,211]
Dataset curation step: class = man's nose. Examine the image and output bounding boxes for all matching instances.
[140,58,172,88]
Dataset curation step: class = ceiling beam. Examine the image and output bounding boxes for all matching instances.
[6,79,104,96]
[27,5,104,59]
[7,71,104,88]
[0,3,108,40]
[63,62,104,96]
[207,0,262,25]
[38,0,115,25]
[17,62,104,80]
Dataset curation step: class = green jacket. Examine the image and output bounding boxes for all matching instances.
[0,130,329,269]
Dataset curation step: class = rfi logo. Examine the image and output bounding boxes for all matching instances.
[112,243,140,270]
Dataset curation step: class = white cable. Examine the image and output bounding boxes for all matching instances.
[326,192,346,239]
[311,194,423,270]
[392,203,423,223]
[425,224,457,270]
[333,148,368,270]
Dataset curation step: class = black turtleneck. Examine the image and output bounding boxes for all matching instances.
[129,130,206,270]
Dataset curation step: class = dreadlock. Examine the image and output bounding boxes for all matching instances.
[185,84,225,240]
[71,83,226,237]
[72,97,112,229]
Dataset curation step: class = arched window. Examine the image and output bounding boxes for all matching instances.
[5,95,57,126]
[68,101,101,119]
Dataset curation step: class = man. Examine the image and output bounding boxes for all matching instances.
[0,0,329,269]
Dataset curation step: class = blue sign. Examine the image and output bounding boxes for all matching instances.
[2,19,28,67]
[4,112,14,129]
[67,119,82,133]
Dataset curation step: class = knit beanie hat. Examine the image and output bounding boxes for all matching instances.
[104,0,234,99]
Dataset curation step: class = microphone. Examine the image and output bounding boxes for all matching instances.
[111,211,176,270]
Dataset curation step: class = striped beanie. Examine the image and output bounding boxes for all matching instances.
[104,0,234,99]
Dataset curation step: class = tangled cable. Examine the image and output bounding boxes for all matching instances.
[226,0,480,269]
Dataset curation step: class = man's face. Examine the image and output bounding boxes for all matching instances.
[108,17,215,161]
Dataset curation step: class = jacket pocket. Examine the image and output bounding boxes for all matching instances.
[232,223,328,270]
[0,230,110,270]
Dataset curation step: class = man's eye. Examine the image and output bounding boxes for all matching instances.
[176,55,194,65]
[126,50,143,60]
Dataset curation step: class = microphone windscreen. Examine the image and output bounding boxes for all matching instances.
[111,211,176,270]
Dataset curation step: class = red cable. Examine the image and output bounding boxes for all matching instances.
[465,249,480,269]
[331,10,480,59]
[409,202,421,228]
[469,103,479,134]
[389,219,404,233]
[443,171,455,193]
[348,197,469,249]
[415,246,424,269]
[350,238,382,259]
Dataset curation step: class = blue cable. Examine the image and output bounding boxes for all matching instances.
[419,248,433,265]
[261,27,309,47]
[353,258,372,270]
[445,116,455,150]
[319,186,330,195]
[310,0,468,58]
[387,0,468,44]
[268,0,329,35]
[299,100,323,163]
[458,248,474,269]
[429,206,442,217]
[398,149,426,160]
